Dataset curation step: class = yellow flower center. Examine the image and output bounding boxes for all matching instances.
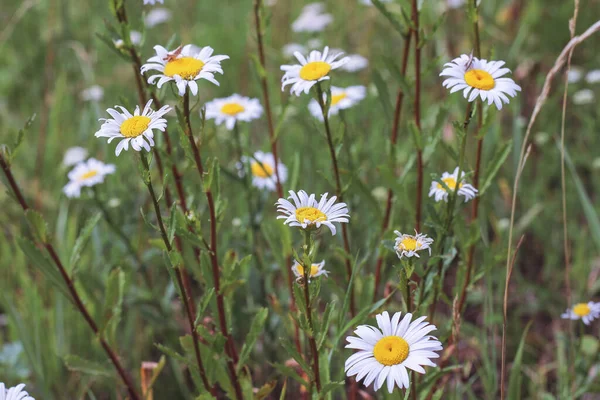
[437,177,462,192]
[164,57,205,80]
[295,207,327,224]
[79,170,98,181]
[464,69,495,90]
[373,336,409,366]
[120,116,151,138]
[399,237,418,251]
[574,303,591,317]
[296,264,320,277]
[299,61,332,81]
[250,161,274,178]
[331,93,347,106]
[221,103,245,116]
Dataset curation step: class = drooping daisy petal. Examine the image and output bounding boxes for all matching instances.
[561,301,600,325]
[291,260,328,282]
[237,151,287,192]
[308,85,367,120]
[205,94,263,130]
[63,158,116,198]
[428,167,478,203]
[394,230,434,259]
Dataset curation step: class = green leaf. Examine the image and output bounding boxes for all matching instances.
[254,380,277,400]
[317,301,335,350]
[63,354,111,377]
[203,158,218,193]
[370,0,407,36]
[507,320,532,400]
[479,140,512,195]
[237,308,268,373]
[280,337,313,380]
[25,210,48,243]
[372,70,393,120]
[69,212,102,274]
[100,268,125,338]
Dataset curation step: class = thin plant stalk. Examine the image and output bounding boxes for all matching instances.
[411,0,424,233]
[0,154,142,400]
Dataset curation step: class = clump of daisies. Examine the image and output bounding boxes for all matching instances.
[308,85,366,120]
[394,230,433,259]
[63,158,116,198]
[0,383,35,400]
[205,94,263,130]
[291,260,328,282]
[440,53,521,110]
[429,167,478,203]
[561,301,600,325]
[276,190,349,235]
[95,100,171,156]
[141,45,229,96]
[238,151,287,192]
[345,311,442,393]
[281,47,349,96]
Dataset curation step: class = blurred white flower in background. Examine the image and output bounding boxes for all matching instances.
[143,0,164,4]
[205,94,263,130]
[572,89,595,105]
[292,3,333,32]
[238,151,288,192]
[585,69,600,84]
[283,43,306,58]
[80,85,104,102]
[63,146,88,166]
[340,54,369,72]
[144,8,171,27]
[63,158,116,198]
[359,0,391,5]
[308,85,367,120]
[567,67,583,83]
[130,30,142,45]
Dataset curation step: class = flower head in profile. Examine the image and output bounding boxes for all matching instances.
[238,151,287,192]
[428,167,478,203]
[276,190,349,235]
[308,85,366,120]
[561,302,600,325]
[63,158,116,198]
[291,260,328,282]
[141,45,229,96]
[205,94,263,130]
[281,47,349,96]
[440,54,521,110]
[291,3,333,32]
[62,146,88,167]
[95,100,171,156]
[0,383,35,400]
[345,311,442,393]
[394,231,433,259]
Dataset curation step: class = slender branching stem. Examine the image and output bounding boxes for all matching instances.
[411,0,423,234]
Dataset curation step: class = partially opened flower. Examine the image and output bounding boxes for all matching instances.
[63,158,116,198]
[561,302,600,325]
[276,190,349,235]
[394,231,433,259]
[345,311,442,393]
[291,260,328,282]
[428,167,478,203]
[141,45,229,96]
[0,383,35,400]
[205,94,263,130]
[95,100,171,156]
[281,47,349,96]
[440,54,521,110]
[238,151,287,192]
[308,85,366,120]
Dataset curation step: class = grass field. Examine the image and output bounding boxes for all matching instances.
[2,0,600,398]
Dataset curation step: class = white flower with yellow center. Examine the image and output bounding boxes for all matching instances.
[440,54,521,110]
[0,383,35,400]
[95,100,171,156]
[428,167,478,203]
[281,47,349,96]
[276,190,349,235]
[291,260,328,282]
[63,158,116,198]
[205,94,263,130]
[394,231,433,259]
[239,151,287,192]
[308,85,367,120]
[561,302,600,325]
[141,45,229,96]
[345,311,442,393]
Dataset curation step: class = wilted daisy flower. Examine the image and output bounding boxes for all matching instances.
[205,94,263,130]
[281,47,349,96]
[429,167,478,203]
[144,8,171,27]
[440,54,521,110]
[62,146,88,167]
[394,230,433,259]
[276,190,349,235]
[63,158,116,198]
[291,260,328,282]
[0,383,35,400]
[345,311,442,393]
[141,45,229,96]
[80,85,104,102]
[291,3,333,32]
[340,54,369,72]
[308,85,367,120]
[573,89,595,105]
[562,302,600,325]
[586,70,600,84]
[95,100,171,156]
[239,151,287,192]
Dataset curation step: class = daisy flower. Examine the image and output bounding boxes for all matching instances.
[561,302,600,325]
[394,231,433,259]
[62,146,88,167]
[63,158,116,198]
[428,167,478,203]
[276,190,350,235]
[440,54,521,110]
[281,47,349,96]
[340,54,369,72]
[0,383,35,400]
[141,45,229,96]
[238,151,287,192]
[585,70,600,84]
[205,94,263,130]
[95,100,171,156]
[291,3,333,32]
[308,85,367,120]
[345,311,442,393]
[291,260,328,282]
[144,8,171,27]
